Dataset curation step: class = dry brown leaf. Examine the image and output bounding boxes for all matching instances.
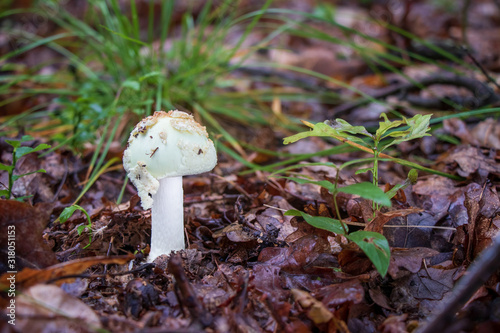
[388,247,440,279]
[292,289,333,324]
[366,208,423,233]
[0,200,57,272]
[0,254,134,290]
[439,146,500,178]
[13,284,102,333]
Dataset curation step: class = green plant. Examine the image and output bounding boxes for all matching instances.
[0,135,50,200]
[279,113,434,276]
[1,0,277,152]
[59,204,93,249]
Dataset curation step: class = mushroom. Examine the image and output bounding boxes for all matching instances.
[123,110,217,261]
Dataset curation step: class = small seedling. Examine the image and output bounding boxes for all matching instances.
[0,135,51,201]
[281,113,432,276]
[59,205,93,249]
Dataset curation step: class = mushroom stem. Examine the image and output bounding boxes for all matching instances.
[149,176,185,261]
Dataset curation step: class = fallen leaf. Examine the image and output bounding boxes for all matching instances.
[388,247,440,279]
[258,235,331,273]
[0,254,134,290]
[0,200,57,273]
[212,223,257,242]
[439,146,500,178]
[292,288,333,324]
[471,118,500,149]
[313,279,364,308]
[12,284,102,333]
[366,208,423,233]
[378,314,408,333]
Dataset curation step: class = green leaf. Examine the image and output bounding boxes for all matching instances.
[0,190,9,198]
[285,210,347,235]
[325,118,372,138]
[20,135,34,142]
[283,122,370,148]
[384,182,406,200]
[283,177,391,207]
[354,167,372,175]
[15,143,51,159]
[0,162,13,172]
[12,169,46,181]
[376,113,405,139]
[347,230,390,277]
[382,114,432,150]
[59,204,91,225]
[283,122,337,144]
[5,139,21,148]
[121,79,140,91]
[14,195,33,201]
[337,182,392,207]
[77,224,88,235]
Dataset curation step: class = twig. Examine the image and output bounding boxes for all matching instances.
[103,236,115,275]
[332,73,499,116]
[167,254,213,328]
[417,230,500,333]
[464,47,500,90]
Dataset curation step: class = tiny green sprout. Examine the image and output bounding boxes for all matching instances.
[59,205,93,249]
[408,168,418,184]
[0,135,51,201]
[385,169,418,200]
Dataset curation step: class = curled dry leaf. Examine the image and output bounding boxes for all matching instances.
[439,146,500,178]
[0,254,134,291]
[444,118,500,149]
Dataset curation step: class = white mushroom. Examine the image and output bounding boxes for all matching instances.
[123,110,217,261]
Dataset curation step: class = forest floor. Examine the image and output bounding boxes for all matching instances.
[1,1,500,332]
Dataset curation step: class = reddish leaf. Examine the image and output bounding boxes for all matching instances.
[0,200,57,272]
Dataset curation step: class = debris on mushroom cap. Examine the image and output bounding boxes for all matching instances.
[125,162,159,210]
[123,110,217,209]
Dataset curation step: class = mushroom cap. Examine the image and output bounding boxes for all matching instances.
[123,110,217,209]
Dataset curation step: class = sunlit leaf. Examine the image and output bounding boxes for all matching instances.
[347,230,390,277]
[382,114,432,149]
[376,113,405,139]
[284,122,370,147]
[325,118,372,138]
